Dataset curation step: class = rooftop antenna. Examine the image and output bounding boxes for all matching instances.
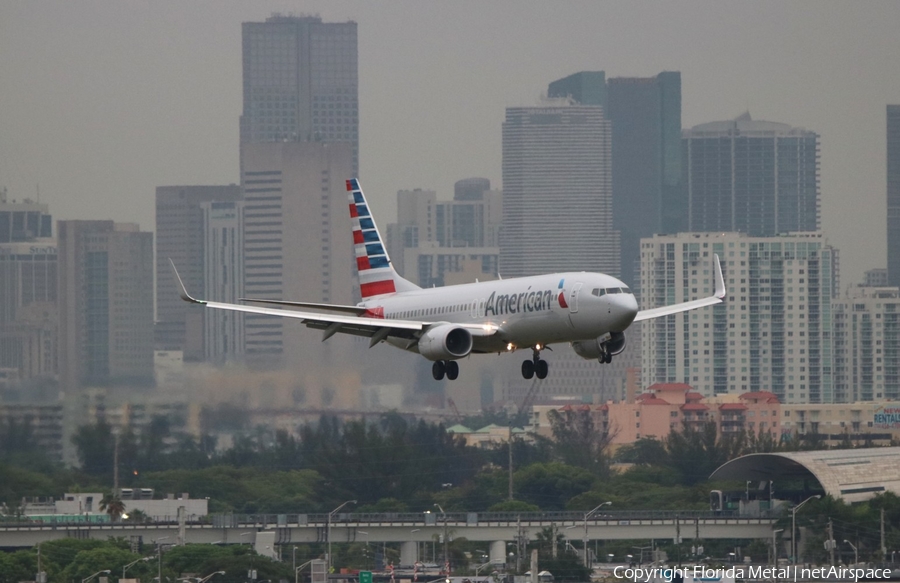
[36,183,40,203]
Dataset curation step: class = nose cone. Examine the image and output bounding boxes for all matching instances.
[609,292,638,331]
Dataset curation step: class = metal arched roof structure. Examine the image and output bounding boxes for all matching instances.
[709,447,900,503]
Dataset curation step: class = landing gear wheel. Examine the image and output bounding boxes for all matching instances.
[521,359,535,379]
[535,359,549,379]
[604,351,613,364]
[446,360,459,380]
[432,360,446,380]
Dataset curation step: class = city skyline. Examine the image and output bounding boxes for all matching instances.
[1,2,899,289]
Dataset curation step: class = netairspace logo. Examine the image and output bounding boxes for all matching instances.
[612,565,895,583]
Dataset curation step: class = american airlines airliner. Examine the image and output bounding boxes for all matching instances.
[172,179,726,381]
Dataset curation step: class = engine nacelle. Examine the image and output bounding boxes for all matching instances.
[571,331,626,360]
[417,324,473,361]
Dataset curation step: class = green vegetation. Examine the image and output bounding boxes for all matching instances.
[2,409,899,577]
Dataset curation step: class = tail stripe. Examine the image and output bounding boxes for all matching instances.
[346,179,397,299]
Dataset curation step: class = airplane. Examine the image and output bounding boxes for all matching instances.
[171,178,726,381]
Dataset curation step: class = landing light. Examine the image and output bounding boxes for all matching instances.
[535,344,542,350]
[506,343,514,351]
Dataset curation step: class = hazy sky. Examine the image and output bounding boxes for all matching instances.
[1,1,898,287]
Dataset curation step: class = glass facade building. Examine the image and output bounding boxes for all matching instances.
[548,71,683,288]
[887,106,900,286]
[682,114,820,237]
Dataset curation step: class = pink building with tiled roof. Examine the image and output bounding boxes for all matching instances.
[532,384,781,445]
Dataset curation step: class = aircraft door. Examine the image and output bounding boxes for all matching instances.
[569,282,583,313]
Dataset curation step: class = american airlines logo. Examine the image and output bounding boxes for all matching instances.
[484,289,557,316]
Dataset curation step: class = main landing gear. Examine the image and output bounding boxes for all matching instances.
[432,360,459,381]
[521,347,549,380]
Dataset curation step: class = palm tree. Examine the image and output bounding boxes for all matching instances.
[99,492,125,522]
[125,508,150,523]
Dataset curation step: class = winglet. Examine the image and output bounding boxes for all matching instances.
[168,258,205,305]
[713,254,726,300]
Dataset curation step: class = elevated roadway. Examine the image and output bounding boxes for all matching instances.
[0,510,777,549]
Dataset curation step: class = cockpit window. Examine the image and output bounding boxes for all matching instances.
[592,286,633,296]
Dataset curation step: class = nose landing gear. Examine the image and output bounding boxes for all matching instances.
[521,347,549,380]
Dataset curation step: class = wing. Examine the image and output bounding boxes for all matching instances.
[632,253,727,322]
[169,259,496,346]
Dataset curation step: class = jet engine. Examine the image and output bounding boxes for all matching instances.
[417,324,473,361]
[571,331,626,360]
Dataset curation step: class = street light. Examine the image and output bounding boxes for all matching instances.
[123,556,153,579]
[82,570,110,583]
[156,536,170,583]
[434,503,449,575]
[295,559,315,583]
[791,495,820,564]
[474,561,494,578]
[358,531,370,569]
[772,529,784,567]
[583,502,612,568]
[328,500,357,574]
[844,540,858,566]
[199,572,225,583]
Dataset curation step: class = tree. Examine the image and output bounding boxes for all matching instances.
[99,491,125,521]
[547,408,614,476]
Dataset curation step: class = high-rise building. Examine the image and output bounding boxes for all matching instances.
[608,73,684,285]
[548,71,683,287]
[500,104,618,278]
[240,141,354,364]
[201,200,245,363]
[57,221,154,390]
[0,191,53,243]
[241,14,358,176]
[682,113,820,236]
[0,240,57,382]
[0,192,56,383]
[887,106,900,286]
[548,71,607,107]
[386,179,502,286]
[155,185,242,359]
[641,232,838,404]
[832,287,900,402]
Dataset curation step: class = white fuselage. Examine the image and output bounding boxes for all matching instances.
[362,272,638,354]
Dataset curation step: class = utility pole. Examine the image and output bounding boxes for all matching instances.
[882,508,887,559]
[113,432,119,497]
[508,424,514,501]
[827,519,835,566]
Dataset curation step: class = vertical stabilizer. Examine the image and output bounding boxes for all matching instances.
[346,179,420,299]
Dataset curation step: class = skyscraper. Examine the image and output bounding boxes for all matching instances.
[201,200,245,363]
[683,113,820,236]
[548,71,607,107]
[833,287,900,402]
[241,15,358,175]
[887,106,900,286]
[0,194,56,382]
[240,141,354,364]
[548,71,683,286]
[57,221,154,390]
[608,73,684,284]
[385,179,502,287]
[0,240,57,382]
[155,185,242,359]
[500,104,618,278]
[641,232,838,404]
